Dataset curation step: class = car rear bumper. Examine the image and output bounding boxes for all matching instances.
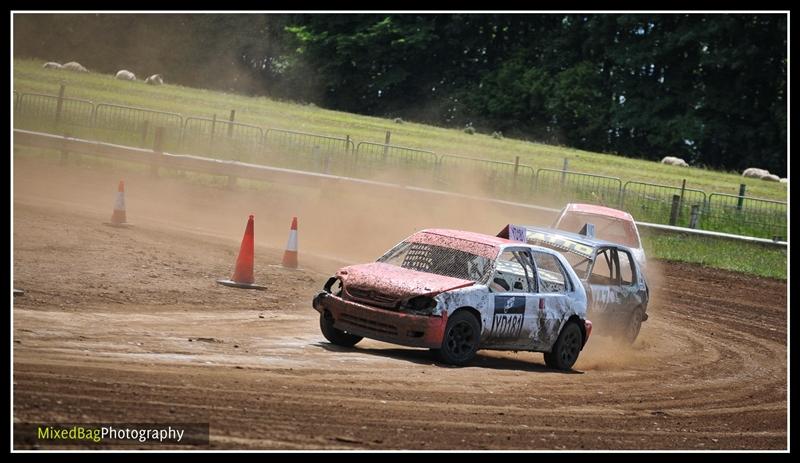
[312,292,447,349]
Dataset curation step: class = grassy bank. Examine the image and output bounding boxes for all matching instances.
[641,230,786,280]
[13,58,787,201]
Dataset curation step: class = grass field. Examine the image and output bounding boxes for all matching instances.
[13,58,788,202]
[640,230,787,280]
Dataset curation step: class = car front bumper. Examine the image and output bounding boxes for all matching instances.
[312,292,447,349]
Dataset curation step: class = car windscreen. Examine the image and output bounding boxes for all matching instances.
[532,243,592,280]
[556,212,640,248]
[377,241,493,283]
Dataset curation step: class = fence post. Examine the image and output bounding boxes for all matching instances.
[512,156,520,193]
[152,127,164,177]
[345,135,351,154]
[60,132,71,165]
[669,194,681,226]
[689,204,700,229]
[210,114,217,146]
[140,120,150,147]
[737,183,746,211]
[228,110,235,138]
[383,130,391,161]
[560,158,569,186]
[55,83,66,129]
[679,178,686,211]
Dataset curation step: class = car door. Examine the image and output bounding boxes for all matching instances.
[616,247,647,316]
[483,248,541,349]
[586,246,634,327]
[529,250,577,351]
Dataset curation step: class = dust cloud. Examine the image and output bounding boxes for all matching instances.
[13,151,560,276]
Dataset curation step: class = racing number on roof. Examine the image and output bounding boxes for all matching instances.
[490,295,526,339]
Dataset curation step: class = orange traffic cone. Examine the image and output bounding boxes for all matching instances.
[281,217,299,269]
[217,214,267,290]
[105,180,132,227]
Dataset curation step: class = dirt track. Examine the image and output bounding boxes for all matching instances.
[12,154,787,450]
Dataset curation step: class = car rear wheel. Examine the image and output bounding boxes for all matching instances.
[544,321,582,370]
[320,312,362,347]
[437,311,480,366]
[624,307,645,344]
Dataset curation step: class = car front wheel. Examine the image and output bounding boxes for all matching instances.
[544,321,582,370]
[320,312,362,347]
[437,311,480,366]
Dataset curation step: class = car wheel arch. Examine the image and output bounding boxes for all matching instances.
[449,306,482,331]
[566,314,588,348]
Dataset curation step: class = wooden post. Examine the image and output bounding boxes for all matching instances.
[152,127,164,176]
[228,109,236,138]
[679,178,686,211]
[689,204,700,229]
[383,130,391,160]
[560,158,569,186]
[55,83,66,129]
[737,184,746,211]
[210,114,217,151]
[512,155,520,193]
[669,194,681,226]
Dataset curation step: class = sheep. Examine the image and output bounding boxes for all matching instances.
[42,62,62,69]
[115,70,136,81]
[144,74,163,85]
[763,174,781,182]
[742,167,771,179]
[660,156,689,167]
[62,61,88,72]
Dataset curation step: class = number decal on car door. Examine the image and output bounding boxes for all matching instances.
[489,295,526,339]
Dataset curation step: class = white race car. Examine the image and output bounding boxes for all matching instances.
[312,228,592,370]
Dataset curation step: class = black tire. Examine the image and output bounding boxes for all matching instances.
[319,312,362,347]
[623,307,645,344]
[437,311,481,366]
[544,321,583,371]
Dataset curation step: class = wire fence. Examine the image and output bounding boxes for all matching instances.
[704,194,788,240]
[182,117,263,162]
[12,87,787,239]
[436,154,536,199]
[14,92,95,136]
[261,128,355,174]
[621,181,708,229]
[534,169,623,208]
[94,103,184,150]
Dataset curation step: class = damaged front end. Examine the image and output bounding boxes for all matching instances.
[312,276,449,348]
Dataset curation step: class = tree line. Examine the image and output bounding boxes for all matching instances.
[14,13,787,176]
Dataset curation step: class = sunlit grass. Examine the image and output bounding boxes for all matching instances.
[641,230,787,280]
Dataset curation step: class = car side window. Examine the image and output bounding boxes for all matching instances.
[618,249,635,285]
[532,251,570,293]
[491,250,536,293]
[589,247,620,285]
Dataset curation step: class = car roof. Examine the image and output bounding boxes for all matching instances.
[564,203,634,222]
[420,228,516,248]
